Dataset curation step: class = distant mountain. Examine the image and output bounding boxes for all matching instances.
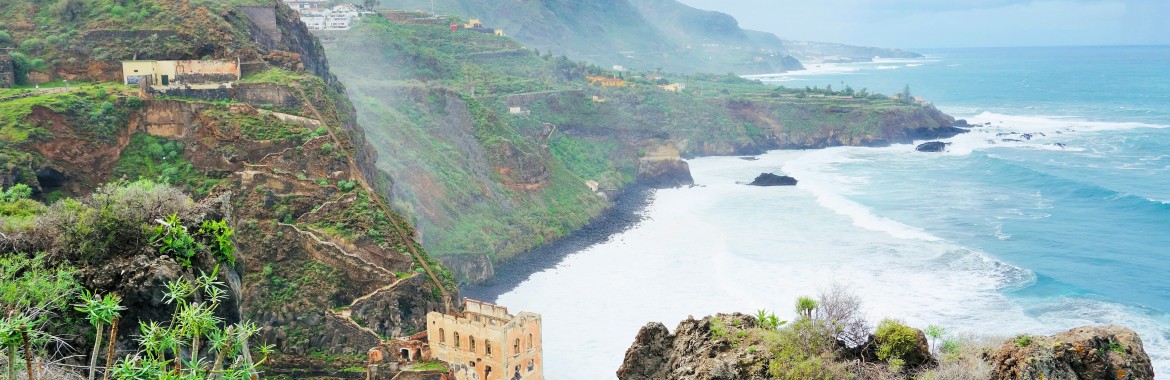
[378,0,918,74]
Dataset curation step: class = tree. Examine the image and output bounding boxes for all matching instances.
[925,324,945,355]
[794,296,818,320]
[362,0,378,10]
[900,85,914,104]
[10,52,32,85]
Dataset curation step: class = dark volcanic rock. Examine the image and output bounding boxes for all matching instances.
[748,173,797,186]
[617,322,673,380]
[987,325,1154,380]
[617,314,770,380]
[638,159,695,188]
[916,141,949,152]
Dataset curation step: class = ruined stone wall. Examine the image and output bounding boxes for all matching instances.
[152,84,233,101]
[174,60,240,84]
[0,52,14,88]
[234,83,301,108]
[238,5,282,48]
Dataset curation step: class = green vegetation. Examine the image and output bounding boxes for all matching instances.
[326,12,944,269]
[113,134,221,196]
[1015,334,1033,347]
[873,318,921,365]
[106,269,273,379]
[407,360,450,373]
[0,254,80,380]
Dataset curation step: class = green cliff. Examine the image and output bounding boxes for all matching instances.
[324,15,961,283]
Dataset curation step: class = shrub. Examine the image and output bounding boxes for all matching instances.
[1014,334,1032,347]
[766,319,850,380]
[0,31,11,47]
[124,96,144,109]
[874,318,920,363]
[816,283,869,347]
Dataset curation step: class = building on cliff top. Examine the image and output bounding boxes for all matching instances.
[427,299,544,380]
[121,59,240,87]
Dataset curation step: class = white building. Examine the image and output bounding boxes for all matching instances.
[284,0,326,11]
[293,4,366,30]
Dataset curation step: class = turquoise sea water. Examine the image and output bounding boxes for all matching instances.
[764,45,1170,368]
[496,46,1170,378]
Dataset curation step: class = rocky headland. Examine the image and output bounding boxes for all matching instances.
[617,313,1155,380]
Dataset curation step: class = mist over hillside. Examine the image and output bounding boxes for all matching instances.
[379,0,917,74]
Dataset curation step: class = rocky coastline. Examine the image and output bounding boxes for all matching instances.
[459,184,657,301]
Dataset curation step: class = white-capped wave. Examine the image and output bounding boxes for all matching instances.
[967,112,1169,133]
[782,149,941,241]
[875,65,900,70]
[905,63,923,67]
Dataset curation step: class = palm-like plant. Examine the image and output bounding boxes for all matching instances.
[794,296,818,320]
[74,292,125,380]
[108,268,272,380]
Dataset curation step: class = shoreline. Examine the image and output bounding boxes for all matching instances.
[459,185,657,302]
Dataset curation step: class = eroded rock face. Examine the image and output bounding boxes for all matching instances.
[617,314,770,380]
[987,325,1154,380]
[617,322,673,380]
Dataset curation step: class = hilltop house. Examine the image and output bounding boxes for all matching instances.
[121,59,240,86]
[660,83,685,92]
[587,75,627,88]
[427,299,543,380]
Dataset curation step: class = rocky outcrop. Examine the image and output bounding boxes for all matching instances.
[987,326,1154,380]
[435,253,495,285]
[916,141,949,152]
[637,144,695,188]
[747,173,797,186]
[617,314,770,380]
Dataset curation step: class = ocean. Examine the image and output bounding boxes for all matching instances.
[492,46,1170,379]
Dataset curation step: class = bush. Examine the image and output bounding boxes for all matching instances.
[874,318,920,362]
[0,31,11,47]
[816,283,869,347]
[26,180,198,263]
[124,95,144,109]
[766,319,850,380]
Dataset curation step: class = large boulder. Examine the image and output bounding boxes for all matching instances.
[616,322,673,380]
[747,173,797,186]
[987,325,1154,380]
[916,141,949,152]
[617,314,769,380]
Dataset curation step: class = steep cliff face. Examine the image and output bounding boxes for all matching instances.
[325,17,965,284]
[0,0,456,374]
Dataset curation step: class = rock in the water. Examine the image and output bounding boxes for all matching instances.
[987,325,1154,380]
[738,156,759,161]
[748,173,797,186]
[916,141,949,152]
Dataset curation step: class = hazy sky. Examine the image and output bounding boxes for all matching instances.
[675,0,1170,49]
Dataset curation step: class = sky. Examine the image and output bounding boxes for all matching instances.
[674,0,1170,49]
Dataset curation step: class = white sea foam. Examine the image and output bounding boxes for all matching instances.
[782,149,941,241]
[495,150,1170,378]
[967,112,1169,133]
